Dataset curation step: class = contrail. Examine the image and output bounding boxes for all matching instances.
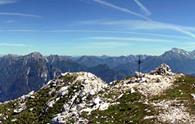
[92,0,195,39]
[134,0,151,16]
[150,21,195,39]
[132,0,195,38]
[166,23,195,39]
[93,0,150,20]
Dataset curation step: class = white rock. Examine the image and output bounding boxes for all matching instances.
[30,108,34,111]
[58,86,69,96]
[99,103,110,111]
[154,100,195,124]
[47,100,55,108]
[144,116,156,120]
[11,118,17,122]
[13,102,26,114]
[20,91,35,100]
[90,90,95,95]
[191,94,195,100]
[94,97,101,105]
[150,64,173,76]
[130,88,136,93]
[51,72,108,123]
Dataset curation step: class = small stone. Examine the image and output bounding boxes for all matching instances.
[191,94,195,100]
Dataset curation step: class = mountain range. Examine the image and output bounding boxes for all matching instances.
[0,64,194,123]
[1,48,195,101]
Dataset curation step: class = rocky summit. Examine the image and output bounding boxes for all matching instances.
[0,64,194,124]
[2,48,195,102]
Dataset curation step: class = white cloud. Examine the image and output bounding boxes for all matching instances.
[0,12,41,18]
[87,36,180,43]
[0,29,38,32]
[132,20,195,38]
[4,19,15,23]
[90,0,195,39]
[0,27,193,41]
[0,43,26,47]
[0,0,17,5]
[73,40,130,50]
[82,41,129,48]
[41,28,192,40]
[79,19,195,39]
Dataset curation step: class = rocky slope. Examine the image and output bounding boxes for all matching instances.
[0,64,194,124]
[0,53,123,101]
[2,48,195,102]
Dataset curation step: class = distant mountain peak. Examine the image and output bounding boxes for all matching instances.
[26,52,44,59]
[161,48,191,58]
[170,48,188,54]
[28,52,42,56]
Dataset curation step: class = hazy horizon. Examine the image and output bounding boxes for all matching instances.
[0,47,194,57]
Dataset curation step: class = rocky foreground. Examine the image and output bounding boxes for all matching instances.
[0,64,194,124]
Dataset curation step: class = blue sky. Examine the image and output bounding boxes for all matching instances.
[0,0,195,56]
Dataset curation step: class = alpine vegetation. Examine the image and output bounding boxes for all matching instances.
[0,64,194,124]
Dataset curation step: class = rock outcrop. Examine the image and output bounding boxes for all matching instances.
[51,72,108,123]
[150,64,174,76]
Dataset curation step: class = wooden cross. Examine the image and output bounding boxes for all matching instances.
[137,55,143,73]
